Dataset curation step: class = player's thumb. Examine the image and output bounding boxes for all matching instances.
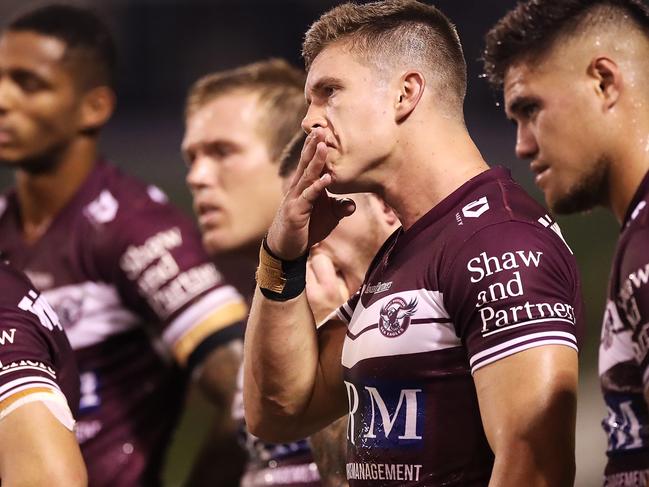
[332,197,356,220]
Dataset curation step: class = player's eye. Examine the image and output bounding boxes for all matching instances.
[12,71,48,93]
[520,102,539,119]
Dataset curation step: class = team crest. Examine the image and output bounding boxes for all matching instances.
[378,297,417,338]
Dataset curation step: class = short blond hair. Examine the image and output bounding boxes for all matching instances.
[302,0,466,116]
[185,59,306,161]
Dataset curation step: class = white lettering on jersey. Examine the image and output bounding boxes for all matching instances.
[84,190,119,224]
[616,263,649,328]
[461,196,489,218]
[18,290,62,331]
[365,387,422,440]
[345,382,423,445]
[467,250,543,283]
[120,227,183,279]
[0,329,16,346]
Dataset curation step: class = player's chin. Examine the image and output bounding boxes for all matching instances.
[201,231,232,257]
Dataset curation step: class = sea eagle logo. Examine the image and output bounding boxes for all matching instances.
[378,296,418,338]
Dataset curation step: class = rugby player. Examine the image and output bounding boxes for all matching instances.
[0,262,85,486]
[483,0,649,484]
[0,5,247,486]
[183,59,338,487]
[244,1,583,486]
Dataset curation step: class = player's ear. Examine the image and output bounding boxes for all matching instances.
[395,71,425,123]
[79,86,116,134]
[588,56,621,111]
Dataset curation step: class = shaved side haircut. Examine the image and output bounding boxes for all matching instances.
[185,59,306,162]
[483,0,649,89]
[302,0,467,118]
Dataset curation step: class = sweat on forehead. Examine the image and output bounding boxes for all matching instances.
[483,0,649,89]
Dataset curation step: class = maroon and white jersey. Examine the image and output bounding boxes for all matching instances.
[600,170,649,486]
[0,161,247,487]
[332,167,583,486]
[0,262,78,430]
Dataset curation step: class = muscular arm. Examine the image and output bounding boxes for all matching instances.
[244,129,354,442]
[0,402,87,487]
[244,290,348,442]
[474,345,578,487]
[185,340,246,487]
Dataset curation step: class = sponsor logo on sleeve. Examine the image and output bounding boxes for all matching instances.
[461,196,490,219]
[467,250,576,335]
[616,263,649,329]
[84,190,119,224]
[119,227,183,280]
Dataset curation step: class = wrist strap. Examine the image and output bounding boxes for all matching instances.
[256,238,307,301]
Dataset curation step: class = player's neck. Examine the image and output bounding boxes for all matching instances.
[15,139,98,243]
[607,138,649,225]
[381,122,488,230]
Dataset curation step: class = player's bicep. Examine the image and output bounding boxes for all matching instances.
[474,345,577,483]
[0,401,87,487]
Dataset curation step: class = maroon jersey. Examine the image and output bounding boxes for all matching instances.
[0,161,247,487]
[600,170,649,486]
[0,262,78,429]
[332,167,583,486]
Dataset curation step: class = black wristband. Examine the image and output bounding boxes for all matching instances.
[256,238,308,301]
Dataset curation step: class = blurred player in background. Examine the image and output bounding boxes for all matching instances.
[484,0,649,484]
[0,262,85,486]
[183,58,348,487]
[0,4,247,486]
[244,1,583,485]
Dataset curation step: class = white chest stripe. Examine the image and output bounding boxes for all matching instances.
[42,282,139,350]
[342,289,460,369]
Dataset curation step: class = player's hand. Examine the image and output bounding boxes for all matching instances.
[266,129,356,260]
[306,251,350,324]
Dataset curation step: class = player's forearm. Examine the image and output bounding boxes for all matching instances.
[244,287,320,437]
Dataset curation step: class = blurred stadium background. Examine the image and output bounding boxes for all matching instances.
[0,1,612,485]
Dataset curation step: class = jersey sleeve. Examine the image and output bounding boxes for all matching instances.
[442,221,582,374]
[104,195,247,367]
[331,290,362,327]
[0,288,75,430]
[616,228,649,389]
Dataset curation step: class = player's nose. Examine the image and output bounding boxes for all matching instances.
[515,124,538,160]
[0,76,16,114]
[186,156,217,191]
[301,105,327,134]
